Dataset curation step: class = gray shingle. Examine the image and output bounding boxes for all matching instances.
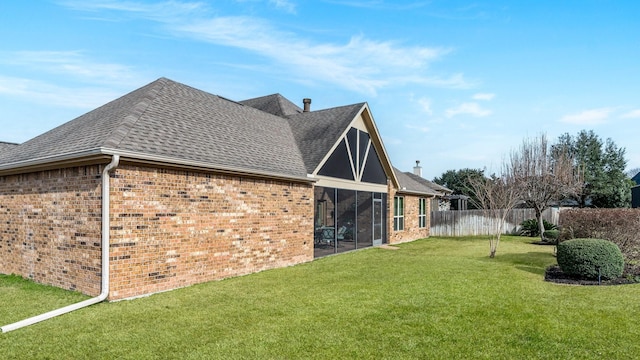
[0,78,308,178]
[286,103,365,173]
[240,94,303,117]
[0,80,162,165]
[242,93,366,174]
[403,171,453,195]
[0,141,18,152]
[394,167,439,196]
[0,78,388,182]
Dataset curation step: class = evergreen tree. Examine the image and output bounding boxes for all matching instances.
[554,130,631,208]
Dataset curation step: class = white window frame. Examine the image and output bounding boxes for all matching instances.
[418,198,427,228]
[394,196,404,231]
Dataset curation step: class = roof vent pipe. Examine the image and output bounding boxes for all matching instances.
[413,160,422,177]
[303,98,311,112]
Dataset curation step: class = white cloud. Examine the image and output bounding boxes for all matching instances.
[472,92,495,101]
[269,0,296,13]
[2,51,138,86]
[175,19,455,95]
[405,124,430,133]
[621,109,640,119]
[59,0,470,95]
[0,51,143,108]
[57,0,205,20]
[417,97,433,115]
[445,102,492,118]
[560,108,614,125]
[0,75,122,109]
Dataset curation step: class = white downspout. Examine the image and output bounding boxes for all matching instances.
[1,155,120,333]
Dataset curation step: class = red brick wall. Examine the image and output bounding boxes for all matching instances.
[108,165,314,299]
[388,188,431,244]
[0,166,103,295]
[0,164,314,300]
[1,162,430,299]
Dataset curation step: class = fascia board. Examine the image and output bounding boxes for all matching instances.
[0,147,315,183]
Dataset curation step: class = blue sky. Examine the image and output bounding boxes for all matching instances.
[1,1,639,179]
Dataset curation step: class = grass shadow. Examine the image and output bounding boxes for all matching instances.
[483,252,557,276]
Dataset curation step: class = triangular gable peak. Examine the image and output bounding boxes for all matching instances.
[312,104,399,192]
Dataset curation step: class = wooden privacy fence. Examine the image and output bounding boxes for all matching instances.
[430,208,559,237]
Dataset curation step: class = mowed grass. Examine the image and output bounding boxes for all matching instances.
[2,236,640,359]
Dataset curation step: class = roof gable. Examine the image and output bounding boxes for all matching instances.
[292,104,398,188]
[285,103,364,173]
[240,94,398,188]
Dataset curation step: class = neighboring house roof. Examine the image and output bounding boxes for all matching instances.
[393,167,439,196]
[403,171,453,196]
[632,172,640,185]
[0,141,19,155]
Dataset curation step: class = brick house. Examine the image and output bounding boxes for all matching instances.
[0,78,441,300]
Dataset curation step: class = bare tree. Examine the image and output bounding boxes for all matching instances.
[627,167,640,179]
[468,170,521,258]
[509,134,582,242]
[469,134,583,257]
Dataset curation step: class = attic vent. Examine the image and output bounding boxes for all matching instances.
[303,98,311,112]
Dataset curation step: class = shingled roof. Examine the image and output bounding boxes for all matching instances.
[285,104,365,173]
[239,94,367,174]
[0,141,19,156]
[403,171,453,196]
[0,78,309,179]
[0,78,388,183]
[240,94,303,117]
[393,167,439,196]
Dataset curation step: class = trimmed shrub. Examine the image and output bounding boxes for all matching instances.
[519,218,557,237]
[559,209,640,265]
[557,238,624,280]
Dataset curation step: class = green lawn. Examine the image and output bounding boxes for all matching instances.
[2,236,640,359]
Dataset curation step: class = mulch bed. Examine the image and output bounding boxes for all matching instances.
[531,239,639,285]
[545,265,638,286]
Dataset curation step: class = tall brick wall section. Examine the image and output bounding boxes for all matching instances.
[1,162,428,300]
[0,166,103,295]
[108,165,314,299]
[388,186,431,244]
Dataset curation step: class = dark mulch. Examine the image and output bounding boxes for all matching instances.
[545,265,639,286]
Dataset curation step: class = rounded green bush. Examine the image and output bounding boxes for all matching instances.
[543,229,559,241]
[556,238,624,280]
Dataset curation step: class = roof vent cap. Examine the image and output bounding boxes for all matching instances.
[303,98,311,112]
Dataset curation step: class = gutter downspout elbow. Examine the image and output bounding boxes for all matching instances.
[1,155,120,333]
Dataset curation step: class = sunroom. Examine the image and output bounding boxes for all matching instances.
[310,114,393,258]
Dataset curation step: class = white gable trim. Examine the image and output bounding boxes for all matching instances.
[311,104,399,189]
[313,175,388,193]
